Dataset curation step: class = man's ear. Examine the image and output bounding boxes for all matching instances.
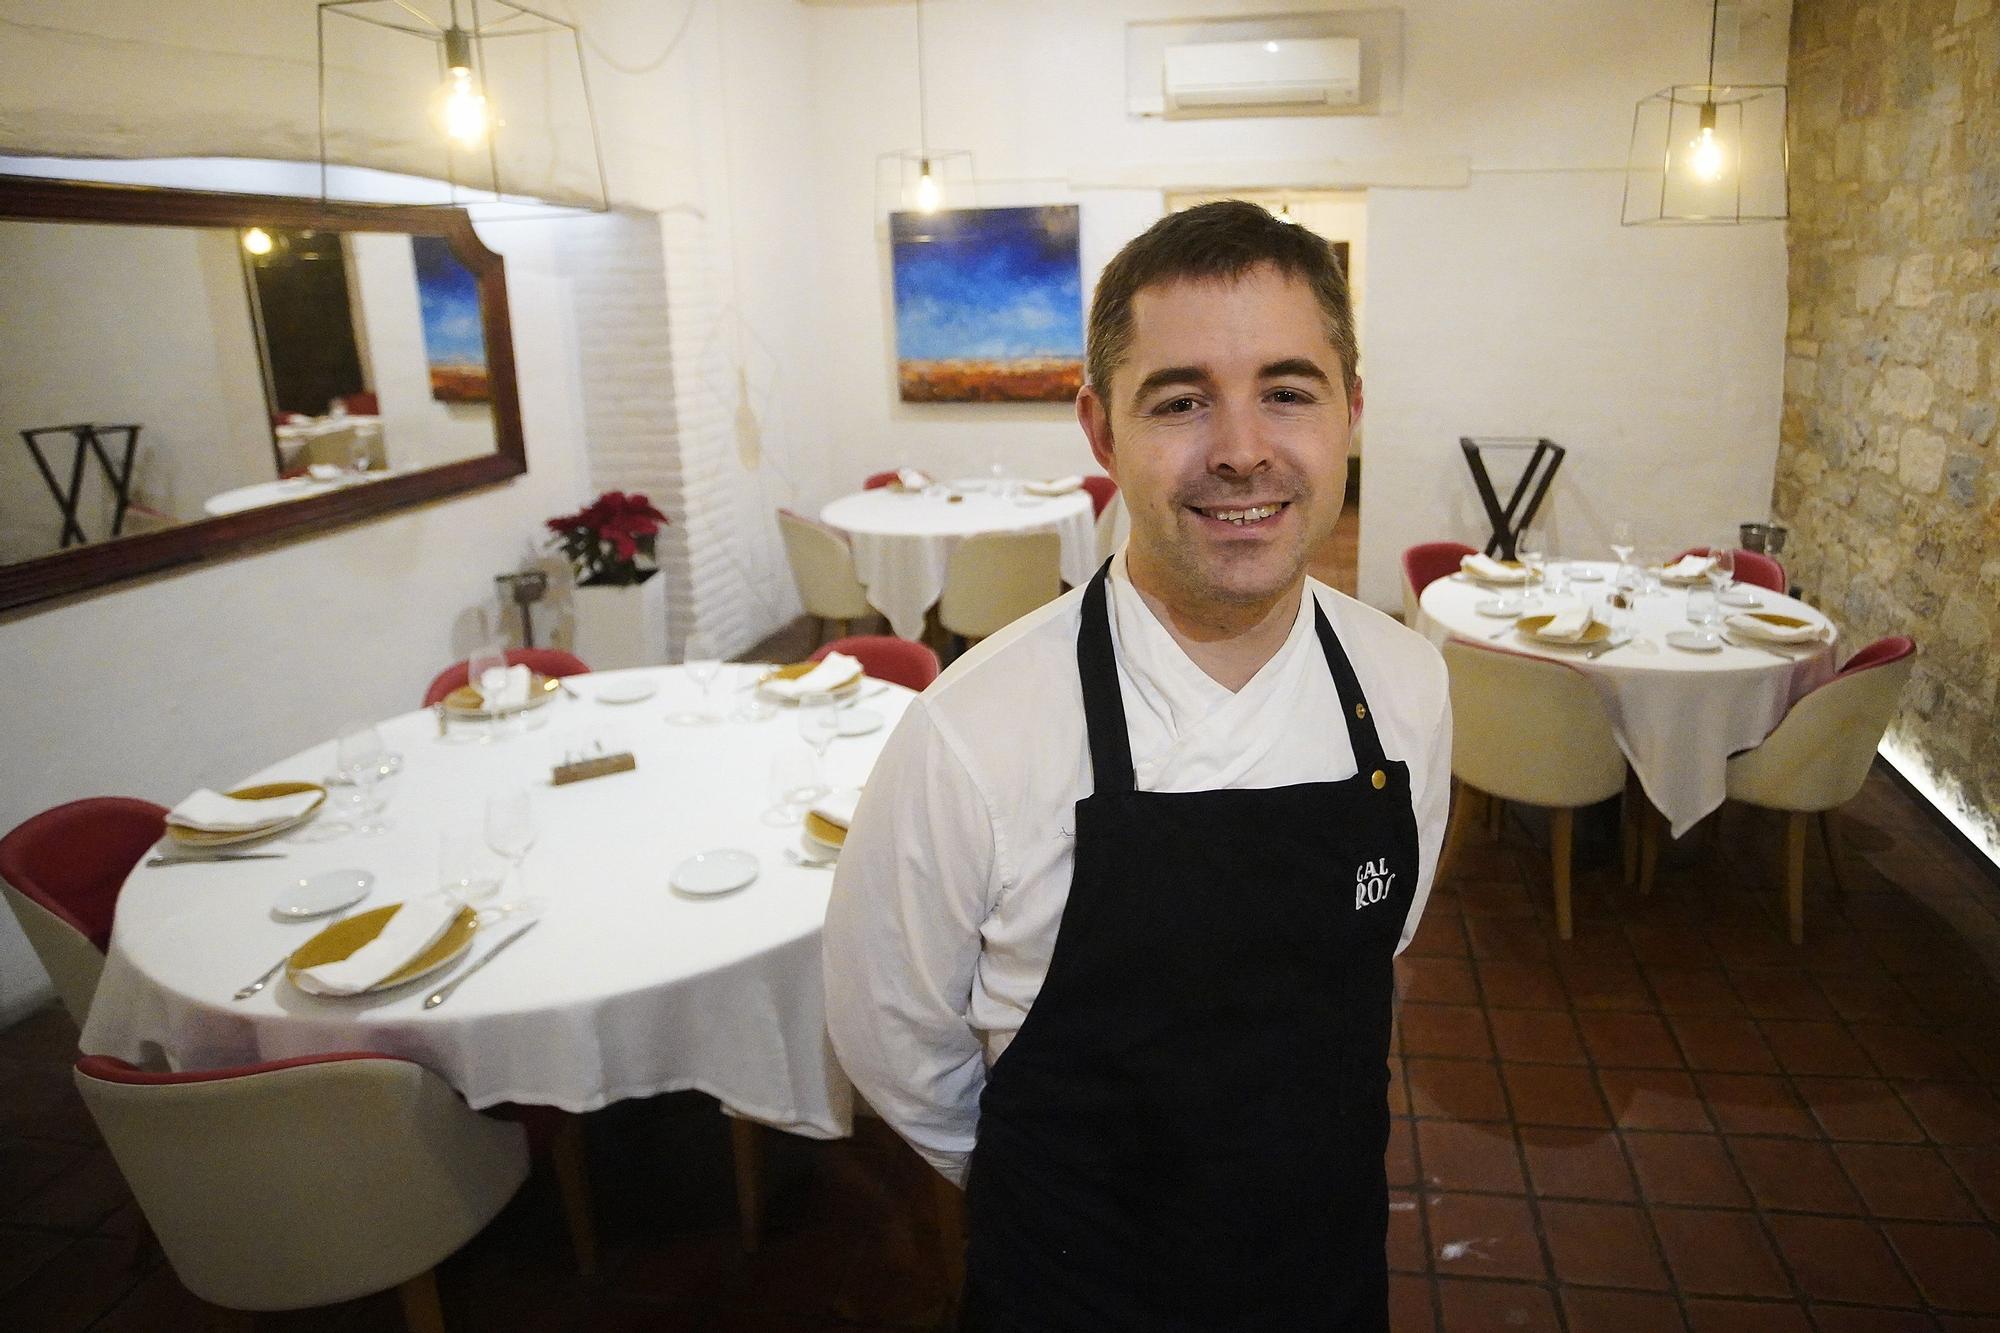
[1348,375,1364,429]
[1077,384,1116,476]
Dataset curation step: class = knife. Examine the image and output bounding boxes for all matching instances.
[423,919,540,1009]
[146,852,289,867]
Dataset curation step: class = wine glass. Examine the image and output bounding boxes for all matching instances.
[439,822,502,905]
[484,787,539,900]
[335,723,391,834]
[466,639,508,742]
[795,691,839,801]
[670,637,723,725]
[1515,528,1546,585]
[1609,520,1635,571]
[1706,545,1736,600]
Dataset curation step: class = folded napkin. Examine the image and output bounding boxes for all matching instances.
[896,467,934,491]
[1663,554,1713,579]
[1536,605,1595,642]
[476,663,532,709]
[1024,475,1083,496]
[167,787,321,833]
[763,652,863,701]
[811,789,860,831]
[1726,612,1822,644]
[306,463,344,481]
[1462,553,1529,582]
[295,898,461,996]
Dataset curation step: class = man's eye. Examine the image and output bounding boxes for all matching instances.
[1268,387,1314,405]
[1153,396,1200,414]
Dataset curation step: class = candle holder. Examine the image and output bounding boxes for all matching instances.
[495,568,549,647]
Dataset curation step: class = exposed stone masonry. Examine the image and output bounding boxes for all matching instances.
[1778,0,1999,849]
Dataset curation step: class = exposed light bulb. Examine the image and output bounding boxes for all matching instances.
[242,227,274,256]
[436,27,489,150]
[1688,103,1725,182]
[916,160,942,213]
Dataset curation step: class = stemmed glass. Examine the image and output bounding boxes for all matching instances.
[795,691,840,801]
[484,787,539,901]
[466,640,508,743]
[335,723,392,835]
[1706,545,1737,602]
[1609,520,1635,571]
[670,639,723,725]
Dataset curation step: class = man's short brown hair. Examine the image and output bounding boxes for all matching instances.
[1085,200,1358,397]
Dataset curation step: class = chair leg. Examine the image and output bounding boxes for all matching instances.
[1435,778,1478,890]
[1551,806,1574,941]
[1785,811,1807,945]
[550,1113,599,1277]
[1816,810,1847,904]
[809,616,827,647]
[397,1270,447,1333]
[730,1115,764,1253]
[1639,806,1661,898]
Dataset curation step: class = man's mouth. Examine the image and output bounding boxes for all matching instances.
[1191,501,1288,527]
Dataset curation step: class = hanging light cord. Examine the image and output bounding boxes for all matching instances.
[1706,0,1719,89]
[916,0,931,159]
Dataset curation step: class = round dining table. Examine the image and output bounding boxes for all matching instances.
[79,665,914,1138]
[819,482,1098,639]
[1417,560,1839,838]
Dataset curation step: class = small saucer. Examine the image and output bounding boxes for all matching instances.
[273,869,374,919]
[1719,589,1762,607]
[1666,629,1724,653]
[1566,568,1606,582]
[593,678,658,705]
[671,849,758,897]
[1474,597,1526,618]
[835,708,884,737]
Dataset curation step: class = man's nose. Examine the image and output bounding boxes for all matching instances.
[1207,400,1272,477]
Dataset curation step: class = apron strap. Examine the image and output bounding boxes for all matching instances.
[1077,560,1135,795]
[1312,601,1392,776]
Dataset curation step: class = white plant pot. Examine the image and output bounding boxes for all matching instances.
[571,574,667,670]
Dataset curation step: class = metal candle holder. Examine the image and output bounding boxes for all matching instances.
[495,569,549,647]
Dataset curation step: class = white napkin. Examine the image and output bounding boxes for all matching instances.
[167,787,320,833]
[811,789,860,831]
[896,467,934,490]
[1664,554,1714,579]
[306,463,344,481]
[294,898,461,996]
[1024,475,1083,496]
[1462,553,1529,582]
[762,652,863,700]
[1726,612,1822,644]
[476,663,531,709]
[1536,605,1594,642]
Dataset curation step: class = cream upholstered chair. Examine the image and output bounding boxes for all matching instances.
[938,530,1063,648]
[777,508,874,645]
[1724,636,1915,944]
[1440,640,1629,939]
[76,1052,529,1330]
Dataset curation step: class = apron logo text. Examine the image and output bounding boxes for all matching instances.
[1354,859,1396,909]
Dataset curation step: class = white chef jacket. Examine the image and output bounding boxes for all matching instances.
[823,553,1452,1183]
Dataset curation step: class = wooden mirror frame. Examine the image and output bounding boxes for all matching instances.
[0,175,525,613]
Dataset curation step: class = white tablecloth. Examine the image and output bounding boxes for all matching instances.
[819,483,1097,639]
[1417,561,1838,838]
[80,666,912,1137]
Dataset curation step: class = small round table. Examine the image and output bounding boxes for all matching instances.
[819,483,1097,639]
[1417,561,1838,837]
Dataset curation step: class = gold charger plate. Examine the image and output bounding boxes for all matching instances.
[1515,613,1612,645]
[165,781,327,848]
[286,902,479,994]
[804,811,849,849]
[758,660,864,702]
[444,673,557,718]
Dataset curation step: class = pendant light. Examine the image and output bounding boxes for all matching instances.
[878,0,972,216]
[1621,0,1787,225]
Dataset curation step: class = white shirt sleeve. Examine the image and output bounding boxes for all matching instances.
[823,696,997,1185]
[1398,645,1453,954]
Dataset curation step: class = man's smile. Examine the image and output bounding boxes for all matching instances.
[1189,500,1290,528]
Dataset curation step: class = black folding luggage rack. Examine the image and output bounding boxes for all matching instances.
[1459,436,1565,561]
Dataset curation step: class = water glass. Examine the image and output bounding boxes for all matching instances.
[466,639,508,742]
[439,822,504,905]
[765,747,819,823]
[1516,528,1546,584]
[1609,519,1635,569]
[669,644,724,725]
[1706,545,1737,598]
[1686,587,1719,636]
[484,787,539,897]
[335,723,392,834]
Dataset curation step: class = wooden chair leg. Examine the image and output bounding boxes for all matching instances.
[397,1270,447,1333]
[933,1172,967,1317]
[1435,778,1477,891]
[1816,810,1847,904]
[1785,811,1807,945]
[550,1113,599,1277]
[1551,806,1574,940]
[730,1115,764,1253]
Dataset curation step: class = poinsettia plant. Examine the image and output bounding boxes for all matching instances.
[545,491,669,586]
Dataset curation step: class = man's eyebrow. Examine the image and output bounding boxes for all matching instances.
[1260,357,1333,386]
[1128,364,1212,409]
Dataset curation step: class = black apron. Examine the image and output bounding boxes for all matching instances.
[963,562,1421,1332]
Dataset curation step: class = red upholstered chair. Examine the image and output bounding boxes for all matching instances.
[863,470,901,490]
[0,797,167,1029]
[1080,474,1118,518]
[1402,541,1477,624]
[76,1052,529,1328]
[1671,546,1787,594]
[1725,636,1916,943]
[334,391,380,415]
[810,635,941,691]
[422,647,591,708]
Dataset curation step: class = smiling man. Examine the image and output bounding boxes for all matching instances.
[825,200,1450,1330]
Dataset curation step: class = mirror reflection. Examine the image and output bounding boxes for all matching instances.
[0,217,499,564]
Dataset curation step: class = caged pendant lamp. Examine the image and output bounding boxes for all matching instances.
[1621,0,1788,225]
[876,0,973,215]
[318,0,608,211]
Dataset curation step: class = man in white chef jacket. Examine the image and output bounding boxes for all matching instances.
[824,200,1449,1331]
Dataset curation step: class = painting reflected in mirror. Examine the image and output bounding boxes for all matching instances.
[0,176,523,611]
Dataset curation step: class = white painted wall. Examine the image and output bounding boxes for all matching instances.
[346,233,498,471]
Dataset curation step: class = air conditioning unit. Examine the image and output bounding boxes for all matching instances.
[1162,36,1361,112]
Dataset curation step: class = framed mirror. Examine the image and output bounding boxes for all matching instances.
[0,175,525,612]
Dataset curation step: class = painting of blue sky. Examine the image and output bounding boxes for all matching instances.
[412,234,488,402]
[890,205,1083,402]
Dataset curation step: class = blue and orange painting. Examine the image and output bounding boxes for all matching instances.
[890,205,1083,403]
[412,235,488,403]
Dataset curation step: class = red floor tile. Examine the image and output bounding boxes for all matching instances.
[1389,1272,1437,1330]
[1794,1077,1926,1143]
[1727,1136,1864,1214]
[1897,1082,2000,1148]
[1416,1120,1525,1195]
[1670,1015,1778,1073]
[1411,911,1472,958]
[1401,956,1482,1006]
[1406,1058,1511,1122]
[1850,1025,1979,1081]
[1537,1199,1668,1289]
[1489,1010,1585,1064]
[1625,925,1719,968]
[1947,1147,2000,1223]
[1650,1206,1788,1297]
[1598,1069,1715,1132]
[1504,1064,1612,1128]
[1477,961,1569,1010]
[1559,1285,1686,1332]
[1881,1221,2000,1313]
[1402,1004,1497,1060]
[1436,1277,1559,1331]
[1466,918,1554,963]
[1424,1192,1547,1281]
[1519,1127,1637,1202]
[1766,1214,1920,1306]
[1807,1306,1938,1332]
[1684,1296,1813,1331]
[1647,967,1747,1017]
[1556,960,1656,1012]
[1820,976,1927,1025]
[1578,1012,1684,1069]
[1835,1143,1982,1221]
[1388,1189,1428,1272]
[1623,1132,1749,1207]
[1728,969,1836,1021]
[1759,1020,1878,1077]
[1387,1117,1418,1188]
[1696,1073,1820,1137]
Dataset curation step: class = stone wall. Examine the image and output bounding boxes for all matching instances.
[1777,0,1999,851]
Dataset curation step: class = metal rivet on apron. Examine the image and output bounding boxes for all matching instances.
[1354,703,1367,719]
[1371,770,1386,789]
